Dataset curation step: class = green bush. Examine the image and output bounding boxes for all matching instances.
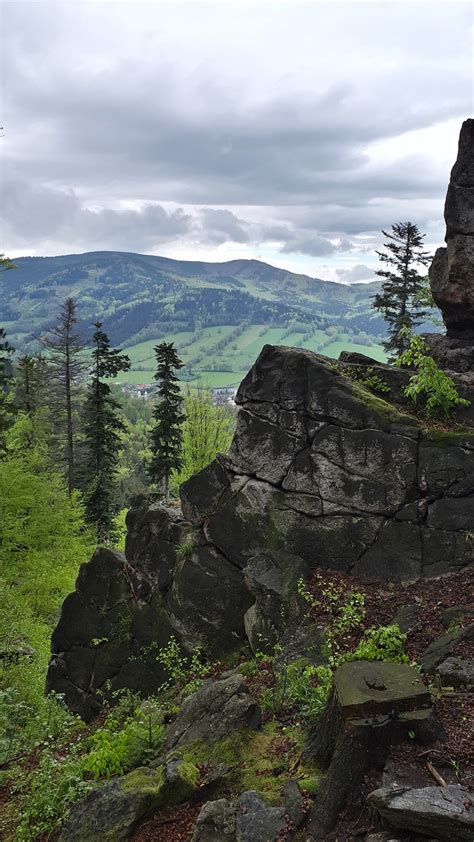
[343,625,409,664]
[14,751,92,841]
[397,334,470,420]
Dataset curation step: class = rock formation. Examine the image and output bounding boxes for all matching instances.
[426,118,474,373]
[47,345,474,719]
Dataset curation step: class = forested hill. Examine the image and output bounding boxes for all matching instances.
[1,251,385,348]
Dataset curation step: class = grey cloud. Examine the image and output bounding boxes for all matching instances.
[198,209,249,245]
[1,180,193,251]
[280,234,337,257]
[336,264,377,283]
[1,2,471,258]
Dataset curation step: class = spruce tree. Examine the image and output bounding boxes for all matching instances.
[372,222,431,359]
[0,256,17,454]
[42,298,86,494]
[0,328,15,455]
[82,322,130,543]
[16,354,49,415]
[148,342,184,498]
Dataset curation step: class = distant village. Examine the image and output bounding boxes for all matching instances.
[121,383,237,405]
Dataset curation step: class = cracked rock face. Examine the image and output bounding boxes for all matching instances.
[427,119,474,373]
[430,118,474,336]
[47,345,474,719]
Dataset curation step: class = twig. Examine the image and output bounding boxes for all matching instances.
[426,761,447,787]
[418,748,445,759]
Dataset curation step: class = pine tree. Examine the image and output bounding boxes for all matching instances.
[16,354,49,415]
[0,327,16,455]
[82,322,130,543]
[0,256,17,455]
[372,222,431,359]
[42,298,86,494]
[148,342,184,498]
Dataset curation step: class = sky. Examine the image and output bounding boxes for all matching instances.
[1,0,473,283]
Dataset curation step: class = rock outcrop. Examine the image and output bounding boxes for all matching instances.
[426,118,474,373]
[47,345,474,719]
[368,784,474,841]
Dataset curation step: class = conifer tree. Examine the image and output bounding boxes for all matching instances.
[0,328,15,455]
[16,354,49,415]
[0,256,17,454]
[82,322,130,543]
[42,298,86,494]
[372,222,431,358]
[148,342,184,498]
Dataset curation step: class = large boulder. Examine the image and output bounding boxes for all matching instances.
[47,345,474,718]
[164,674,261,750]
[60,760,200,842]
[426,118,474,372]
[192,790,287,842]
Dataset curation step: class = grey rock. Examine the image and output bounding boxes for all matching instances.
[47,346,474,718]
[442,603,474,628]
[243,550,310,653]
[192,798,238,841]
[60,760,199,842]
[236,791,286,842]
[193,791,287,842]
[391,604,419,633]
[420,623,474,673]
[436,656,474,689]
[365,834,406,842]
[275,623,327,667]
[164,674,261,750]
[282,780,305,829]
[428,119,474,337]
[368,784,474,841]
[168,542,253,654]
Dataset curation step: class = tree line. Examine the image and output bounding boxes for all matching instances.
[0,259,235,544]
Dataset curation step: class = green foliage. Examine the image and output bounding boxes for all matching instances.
[148,342,184,497]
[14,750,92,841]
[176,534,195,562]
[82,322,131,542]
[0,415,94,763]
[40,298,86,494]
[170,385,235,493]
[372,222,431,358]
[297,575,365,665]
[397,332,470,420]
[0,326,16,455]
[81,699,164,779]
[154,636,208,696]
[258,650,333,719]
[344,625,409,663]
[343,364,390,395]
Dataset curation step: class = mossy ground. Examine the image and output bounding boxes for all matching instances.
[179,720,320,805]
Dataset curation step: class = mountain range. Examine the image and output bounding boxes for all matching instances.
[1,251,385,349]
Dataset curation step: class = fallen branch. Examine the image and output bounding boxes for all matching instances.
[426,761,447,787]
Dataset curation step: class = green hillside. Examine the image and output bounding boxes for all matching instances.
[1,251,394,385]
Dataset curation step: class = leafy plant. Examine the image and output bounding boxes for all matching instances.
[297,575,365,665]
[397,332,470,420]
[155,636,208,695]
[81,698,164,779]
[14,750,92,841]
[343,625,409,663]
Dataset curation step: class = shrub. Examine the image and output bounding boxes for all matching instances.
[397,333,470,420]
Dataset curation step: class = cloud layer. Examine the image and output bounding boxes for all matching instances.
[1,1,472,277]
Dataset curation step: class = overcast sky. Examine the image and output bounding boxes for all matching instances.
[1,0,473,282]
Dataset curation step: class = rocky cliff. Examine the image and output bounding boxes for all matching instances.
[426,117,474,373]
[47,346,474,720]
